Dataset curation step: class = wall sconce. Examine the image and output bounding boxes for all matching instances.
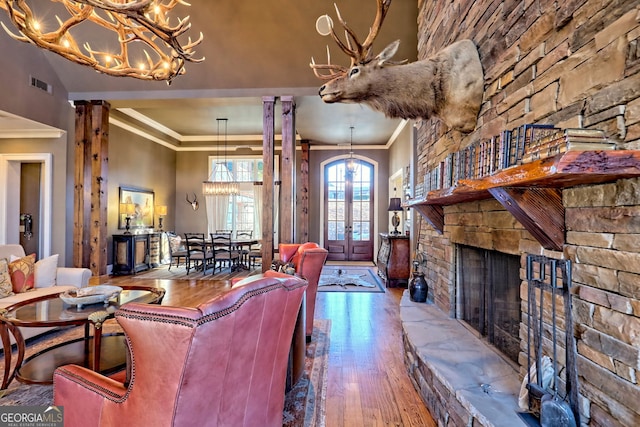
[120,202,136,234]
[156,205,167,231]
[388,197,402,235]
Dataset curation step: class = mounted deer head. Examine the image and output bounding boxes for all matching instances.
[310,0,484,133]
[186,193,199,211]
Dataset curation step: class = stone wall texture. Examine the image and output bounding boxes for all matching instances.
[414,1,640,426]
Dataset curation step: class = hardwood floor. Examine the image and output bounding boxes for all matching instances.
[102,267,436,426]
[316,288,436,427]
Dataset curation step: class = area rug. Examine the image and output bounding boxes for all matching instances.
[283,319,330,427]
[131,264,259,280]
[0,319,330,427]
[318,265,385,293]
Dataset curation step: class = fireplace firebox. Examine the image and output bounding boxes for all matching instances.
[457,245,521,363]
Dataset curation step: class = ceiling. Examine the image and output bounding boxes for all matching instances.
[0,0,418,149]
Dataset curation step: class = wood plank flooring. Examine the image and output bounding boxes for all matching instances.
[102,266,436,426]
[316,287,436,427]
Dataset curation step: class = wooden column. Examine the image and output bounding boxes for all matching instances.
[73,101,109,275]
[300,141,310,243]
[280,96,296,244]
[261,97,276,272]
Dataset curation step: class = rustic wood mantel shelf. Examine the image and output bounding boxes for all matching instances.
[405,150,640,251]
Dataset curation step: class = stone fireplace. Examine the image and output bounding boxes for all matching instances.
[403,1,640,426]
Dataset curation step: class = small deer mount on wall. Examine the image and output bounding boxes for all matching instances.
[310,0,484,133]
[186,193,199,211]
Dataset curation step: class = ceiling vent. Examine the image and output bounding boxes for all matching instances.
[29,76,53,95]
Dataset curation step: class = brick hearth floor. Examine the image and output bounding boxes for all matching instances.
[400,291,528,427]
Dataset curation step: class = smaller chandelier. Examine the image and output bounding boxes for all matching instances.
[202,118,239,196]
[202,164,240,196]
[0,0,204,82]
[345,126,357,176]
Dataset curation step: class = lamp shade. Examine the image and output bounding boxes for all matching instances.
[120,202,136,216]
[156,205,167,216]
[388,197,402,212]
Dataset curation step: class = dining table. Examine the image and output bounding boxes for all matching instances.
[229,238,260,270]
[189,237,260,271]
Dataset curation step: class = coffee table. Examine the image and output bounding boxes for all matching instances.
[0,285,165,389]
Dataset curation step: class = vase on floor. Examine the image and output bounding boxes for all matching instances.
[409,271,428,303]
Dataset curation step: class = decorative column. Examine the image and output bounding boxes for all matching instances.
[261,96,276,272]
[299,141,310,243]
[280,96,296,244]
[73,101,109,276]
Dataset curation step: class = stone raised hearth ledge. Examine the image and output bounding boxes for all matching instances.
[400,291,527,426]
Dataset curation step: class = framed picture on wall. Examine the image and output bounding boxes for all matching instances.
[119,186,154,229]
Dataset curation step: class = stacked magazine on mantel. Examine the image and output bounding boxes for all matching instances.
[522,128,616,164]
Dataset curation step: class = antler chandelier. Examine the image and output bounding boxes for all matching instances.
[0,0,204,82]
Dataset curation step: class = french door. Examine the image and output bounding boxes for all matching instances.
[324,159,374,261]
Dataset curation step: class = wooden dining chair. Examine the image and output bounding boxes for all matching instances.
[210,233,241,272]
[166,232,188,270]
[235,231,253,265]
[184,233,214,274]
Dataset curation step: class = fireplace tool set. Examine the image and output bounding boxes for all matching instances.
[523,255,579,427]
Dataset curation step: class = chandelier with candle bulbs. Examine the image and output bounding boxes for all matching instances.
[0,0,204,82]
[345,126,357,176]
[202,118,240,196]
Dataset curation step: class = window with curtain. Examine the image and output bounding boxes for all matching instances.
[206,156,269,235]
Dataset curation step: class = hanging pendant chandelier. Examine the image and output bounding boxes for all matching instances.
[345,126,357,176]
[202,118,239,196]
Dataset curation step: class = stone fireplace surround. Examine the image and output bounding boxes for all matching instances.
[408,1,640,426]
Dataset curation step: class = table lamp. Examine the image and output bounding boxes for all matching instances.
[156,205,167,231]
[388,197,402,235]
[120,203,136,234]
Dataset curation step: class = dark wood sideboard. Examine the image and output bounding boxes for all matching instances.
[377,233,410,288]
[112,233,162,275]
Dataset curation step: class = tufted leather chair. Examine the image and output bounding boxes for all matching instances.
[275,242,328,340]
[53,274,307,427]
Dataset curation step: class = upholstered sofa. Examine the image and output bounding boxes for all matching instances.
[54,273,307,427]
[273,242,328,340]
[0,244,92,341]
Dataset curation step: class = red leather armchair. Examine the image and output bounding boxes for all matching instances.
[53,274,307,427]
[276,242,328,340]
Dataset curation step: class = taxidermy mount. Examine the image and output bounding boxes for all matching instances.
[311,0,485,133]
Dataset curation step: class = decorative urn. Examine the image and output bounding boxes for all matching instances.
[409,261,428,303]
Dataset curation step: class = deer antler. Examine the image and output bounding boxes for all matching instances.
[0,0,203,82]
[310,0,391,80]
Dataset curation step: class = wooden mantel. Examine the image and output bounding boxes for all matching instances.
[406,150,640,251]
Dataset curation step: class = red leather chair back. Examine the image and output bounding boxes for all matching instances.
[54,274,307,427]
[276,242,328,338]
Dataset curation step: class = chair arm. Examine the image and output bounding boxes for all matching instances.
[54,364,128,425]
[56,267,92,288]
[55,364,127,399]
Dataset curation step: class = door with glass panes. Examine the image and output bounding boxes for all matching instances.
[324,159,373,261]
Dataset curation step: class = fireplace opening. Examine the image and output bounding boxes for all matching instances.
[457,245,521,363]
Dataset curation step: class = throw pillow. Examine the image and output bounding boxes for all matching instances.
[168,235,183,253]
[0,258,14,298]
[35,254,59,288]
[9,253,36,293]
